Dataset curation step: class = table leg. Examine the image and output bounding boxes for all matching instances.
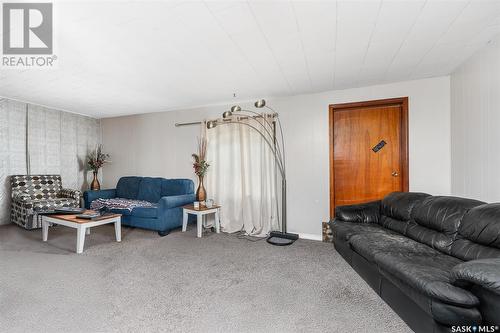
[42,219,49,241]
[182,210,188,232]
[197,213,202,238]
[115,218,121,242]
[76,225,86,254]
[215,209,220,233]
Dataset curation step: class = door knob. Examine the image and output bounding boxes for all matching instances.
[392,171,399,177]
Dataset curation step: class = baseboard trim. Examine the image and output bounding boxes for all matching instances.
[298,233,322,241]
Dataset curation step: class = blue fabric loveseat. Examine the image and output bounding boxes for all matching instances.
[84,176,195,235]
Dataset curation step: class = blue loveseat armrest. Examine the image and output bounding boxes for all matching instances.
[159,194,195,210]
[83,189,116,209]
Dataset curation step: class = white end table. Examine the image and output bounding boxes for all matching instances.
[182,204,221,238]
[41,211,122,254]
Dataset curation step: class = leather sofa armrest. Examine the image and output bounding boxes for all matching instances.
[11,190,31,203]
[58,188,82,201]
[451,258,500,296]
[335,200,381,223]
[83,189,116,209]
[159,194,195,210]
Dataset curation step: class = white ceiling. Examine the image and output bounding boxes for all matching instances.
[1,0,500,118]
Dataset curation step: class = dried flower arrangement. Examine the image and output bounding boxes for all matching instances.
[87,144,110,172]
[192,138,209,177]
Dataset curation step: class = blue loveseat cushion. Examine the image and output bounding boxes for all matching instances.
[161,179,194,197]
[137,177,162,203]
[97,204,158,218]
[116,177,142,199]
[132,206,159,218]
[159,194,196,209]
[108,208,132,216]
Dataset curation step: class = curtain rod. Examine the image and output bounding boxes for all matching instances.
[175,121,202,127]
[175,114,277,127]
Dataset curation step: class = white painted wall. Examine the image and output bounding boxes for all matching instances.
[102,76,451,237]
[451,36,500,202]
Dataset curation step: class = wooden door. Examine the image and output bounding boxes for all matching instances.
[329,98,408,217]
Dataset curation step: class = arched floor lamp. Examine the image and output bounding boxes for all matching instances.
[206,99,299,246]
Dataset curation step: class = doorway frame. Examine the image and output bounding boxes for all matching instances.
[329,97,409,218]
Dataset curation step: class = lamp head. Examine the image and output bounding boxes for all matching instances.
[254,99,266,108]
[222,111,232,119]
[230,105,241,112]
[206,120,217,129]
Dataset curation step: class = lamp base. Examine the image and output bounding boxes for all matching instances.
[266,231,299,246]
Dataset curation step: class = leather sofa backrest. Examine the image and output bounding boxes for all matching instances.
[379,192,430,234]
[451,203,500,261]
[116,176,142,199]
[161,179,194,197]
[407,196,485,254]
[137,177,163,203]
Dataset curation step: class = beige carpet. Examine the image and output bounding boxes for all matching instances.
[0,223,411,333]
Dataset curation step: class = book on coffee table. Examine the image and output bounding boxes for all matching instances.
[75,212,101,219]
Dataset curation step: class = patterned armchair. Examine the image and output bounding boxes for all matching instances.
[10,175,82,230]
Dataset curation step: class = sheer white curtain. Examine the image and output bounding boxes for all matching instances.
[206,117,279,237]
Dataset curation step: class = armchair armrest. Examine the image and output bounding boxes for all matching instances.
[451,258,500,295]
[334,200,381,224]
[11,190,31,203]
[83,189,116,209]
[159,194,195,210]
[58,188,82,201]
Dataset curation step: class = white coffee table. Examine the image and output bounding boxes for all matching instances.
[41,211,122,254]
[182,204,221,238]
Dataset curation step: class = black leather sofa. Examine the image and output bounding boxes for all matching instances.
[329,192,500,333]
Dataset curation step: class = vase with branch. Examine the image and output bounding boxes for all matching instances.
[87,144,110,190]
[192,138,209,202]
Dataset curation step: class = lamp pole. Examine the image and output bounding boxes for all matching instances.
[206,99,298,245]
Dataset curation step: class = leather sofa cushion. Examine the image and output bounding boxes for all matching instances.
[350,231,436,263]
[451,203,500,261]
[161,179,195,197]
[116,177,142,199]
[334,201,380,224]
[378,215,409,235]
[381,192,430,221]
[331,221,393,243]
[452,239,500,262]
[350,233,479,308]
[406,196,485,254]
[137,177,162,203]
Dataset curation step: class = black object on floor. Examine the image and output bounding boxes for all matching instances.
[266,231,299,246]
[158,229,170,237]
